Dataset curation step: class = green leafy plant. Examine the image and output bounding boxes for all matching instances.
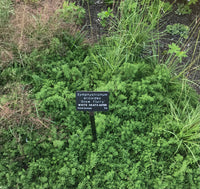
[168,43,187,62]
[187,0,198,5]
[175,0,198,15]
[166,23,190,39]
[175,3,191,15]
[163,20,200,80]
[97,7,114,27]
[58,1,86,25]
[188,0,198,5]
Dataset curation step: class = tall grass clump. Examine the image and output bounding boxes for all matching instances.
[0,0,13,27]
[89,0,171,73]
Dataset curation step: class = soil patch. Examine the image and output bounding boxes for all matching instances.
[159,1,200,95]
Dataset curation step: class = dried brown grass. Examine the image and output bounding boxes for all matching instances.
[0,49,14,66]
[11,0,65,51]
[0,0,82,66]
[0,83,51,130]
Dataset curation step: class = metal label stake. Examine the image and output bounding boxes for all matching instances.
[76,91,109,142]
[89,112,97,141]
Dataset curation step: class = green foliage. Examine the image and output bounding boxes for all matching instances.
[111,0,167,61]
[58,1,86,25]
[0,0,13,27]
[21,33,89,123]
[103,0,113,6]
[175,0,198,15]
[175,3,192,15]
[166,23,190,39]
[2,40,197,187]
[0,67,21,86]
[97,7,114,27]
[165,100,200,158]
[168,43,187,62]
[1,0,200,188]
[187,0,198,5]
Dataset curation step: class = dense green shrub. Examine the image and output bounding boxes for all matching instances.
[1,0,200,188]
[1,35,200,188]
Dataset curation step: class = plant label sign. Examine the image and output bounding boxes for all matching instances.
[76,91,109,112]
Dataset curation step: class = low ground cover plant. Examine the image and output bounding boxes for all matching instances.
[97,7,114,27]
[175,0,198,15]
[0,0,200,188]
[166,23,190,39]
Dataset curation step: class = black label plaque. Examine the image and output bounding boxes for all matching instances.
[76,91,109,111]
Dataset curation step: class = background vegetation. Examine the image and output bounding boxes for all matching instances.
[0,0,200,188]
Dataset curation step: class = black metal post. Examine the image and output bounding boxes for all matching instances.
[89,111,97,141]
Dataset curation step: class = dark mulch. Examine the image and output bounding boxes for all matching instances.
[159,0,200,95]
